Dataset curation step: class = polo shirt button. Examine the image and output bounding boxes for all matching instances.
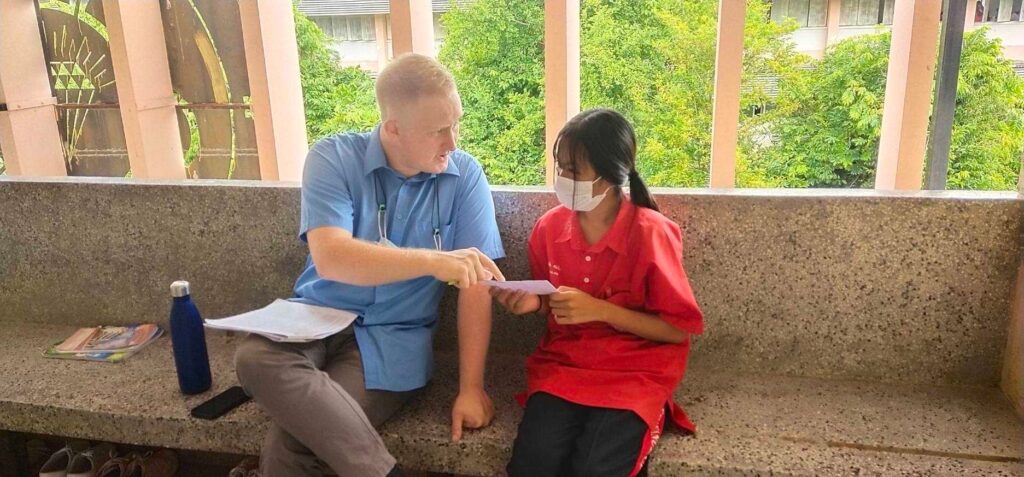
[397,214,404,220]
[585,256,591,262]
[583,277,590,283]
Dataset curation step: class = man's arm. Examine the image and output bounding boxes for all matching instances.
[450,282,495,441]
[307,227,504,288]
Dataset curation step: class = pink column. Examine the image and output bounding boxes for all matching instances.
[964,0,977,30]
[874,0,941,190]
[544,0,581,186]
[103,0,185,179]
[0,1,66,176]
[826,0,842,46]
[239,0,308,182]
[389,0,435,56]
[375,14,391,71]
[709,0,745,188]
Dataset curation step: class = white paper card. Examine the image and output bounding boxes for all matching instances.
[481,279,558,295]
[204,299,358,343]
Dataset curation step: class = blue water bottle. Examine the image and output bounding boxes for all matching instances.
[169,280,212,394]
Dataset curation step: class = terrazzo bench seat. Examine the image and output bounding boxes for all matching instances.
[0,322,1020,476]
[1,178,1023,475]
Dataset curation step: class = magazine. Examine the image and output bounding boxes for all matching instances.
[44,324,164,363]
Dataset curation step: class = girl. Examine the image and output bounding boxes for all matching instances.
[493,109,704,477]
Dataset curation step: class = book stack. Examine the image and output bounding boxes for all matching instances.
[44,324,164,363]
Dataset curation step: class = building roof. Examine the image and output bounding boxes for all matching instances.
[297,0,473,17]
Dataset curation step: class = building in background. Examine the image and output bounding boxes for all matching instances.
[299,0,1023,75]
[296,0,469,73]
[771,0,1023,61]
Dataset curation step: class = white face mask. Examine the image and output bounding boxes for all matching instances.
[555,174,608,212]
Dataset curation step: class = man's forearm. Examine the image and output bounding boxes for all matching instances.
[457,283,492,391]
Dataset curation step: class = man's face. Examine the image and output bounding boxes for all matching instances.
[390,91,464,176]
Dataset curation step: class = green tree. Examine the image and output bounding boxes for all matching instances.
[592,0,805,186]
[439,0,546,185]
[439,0,806,186]
[752,28,1024,189]
[310,2,1022,190]
[944,29,1024,190]
[294,7,379,143]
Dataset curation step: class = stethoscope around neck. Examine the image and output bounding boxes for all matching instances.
[374,170,442,251]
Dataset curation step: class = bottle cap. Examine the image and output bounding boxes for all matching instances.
[170,280,191,298]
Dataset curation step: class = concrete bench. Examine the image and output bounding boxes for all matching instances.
[1,178,1021,475]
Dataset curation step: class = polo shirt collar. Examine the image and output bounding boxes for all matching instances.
[555,193,634,254]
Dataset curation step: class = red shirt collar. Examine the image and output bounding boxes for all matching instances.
[555,194,635,255]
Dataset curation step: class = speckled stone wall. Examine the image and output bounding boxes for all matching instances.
[1,178,1019,386]
[1005,169,1024,415]
[1002,241,1024,416]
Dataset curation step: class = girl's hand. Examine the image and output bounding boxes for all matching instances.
[489,287,541,315]
[549,286,609,325]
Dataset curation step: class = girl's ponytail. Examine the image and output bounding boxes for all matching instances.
[628,169,659,212]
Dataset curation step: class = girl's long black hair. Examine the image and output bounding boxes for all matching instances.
[553,108,659,211]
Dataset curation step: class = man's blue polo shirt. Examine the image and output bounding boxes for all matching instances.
[292,126,505,391]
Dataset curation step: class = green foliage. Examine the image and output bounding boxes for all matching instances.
[749,32,890,187]
[301,1,1023,190]
[294,7,379,142]
[751,28,1024,189]
[945,29,1024,190]
[438,0,546,185]
[439,0,807,186]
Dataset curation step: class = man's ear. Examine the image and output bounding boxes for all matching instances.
[382,117,400,138]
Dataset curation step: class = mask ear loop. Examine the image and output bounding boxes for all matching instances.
[559,137,580,210]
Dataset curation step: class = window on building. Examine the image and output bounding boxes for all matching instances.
[978,0,1024,22]
[770,0,828,27]
[433,13,446,40]
[881,0,896,24]
[839,0,896,26]
[312,15,376,42]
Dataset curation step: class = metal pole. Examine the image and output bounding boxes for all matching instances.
[925,0,968,190]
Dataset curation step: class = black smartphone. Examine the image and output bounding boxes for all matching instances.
[190,386,251,420]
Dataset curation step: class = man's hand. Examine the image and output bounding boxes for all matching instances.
[548,286,611,325]
[489,288,541,315]
[450,387,495,442]
[432,248,505,289]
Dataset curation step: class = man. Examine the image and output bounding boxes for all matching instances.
[234,53,505,477]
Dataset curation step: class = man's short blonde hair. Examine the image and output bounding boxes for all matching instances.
[375,53,457,120]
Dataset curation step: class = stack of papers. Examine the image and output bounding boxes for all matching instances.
[204,299,358,343]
